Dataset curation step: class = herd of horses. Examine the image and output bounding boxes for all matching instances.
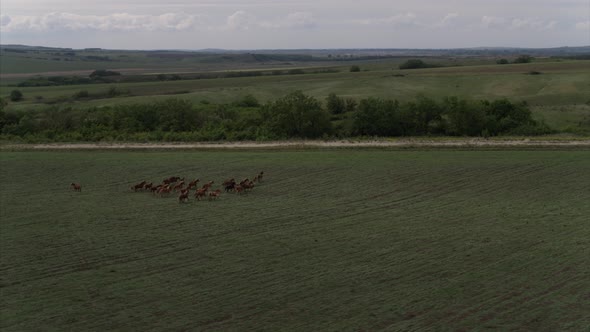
[70,171,264,203]
[127,171,263,203]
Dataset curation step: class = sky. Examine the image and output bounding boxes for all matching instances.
[1,0,589,50]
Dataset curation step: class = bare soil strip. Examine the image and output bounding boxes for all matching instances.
[3,139,590,150]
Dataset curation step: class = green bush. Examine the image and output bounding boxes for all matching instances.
[0,94,556,142]
[10,90,23,102]
[513,55,533,64]
[260,91,332,138]
[399,59,437,70]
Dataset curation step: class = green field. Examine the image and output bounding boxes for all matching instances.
[3,59,589,134]
[3,60,589,106]
[1,149,589,331]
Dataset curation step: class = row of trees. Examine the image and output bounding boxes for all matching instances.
[0,92,550,142]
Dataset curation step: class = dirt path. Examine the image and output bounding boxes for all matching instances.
[3,139,590,150]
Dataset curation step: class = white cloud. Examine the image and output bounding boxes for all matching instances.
[282,12,316,29]
[353,13,419,27]
[510,18,557,30]
[482,16,558,31]
[1,12,201,32]
[481,16,506,28]
[576,20,590,30]
[440,13,459,27]
[227,11,316,30]
[226,10,255,30]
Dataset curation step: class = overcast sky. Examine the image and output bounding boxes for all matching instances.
[1,0,589,49]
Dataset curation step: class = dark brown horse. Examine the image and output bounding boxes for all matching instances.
[178,192,190,203]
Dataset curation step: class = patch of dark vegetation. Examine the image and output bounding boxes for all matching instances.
[399,59,441,70]
[18,76,93,87]
[0,92,553,142]
[161,90,191,95]
[513,55,533,63]
[62,87,130,102]
[90,69,121,77]
[2,48,28,53]
[83,55,112,61]
[527,71,542,75]
[553,54,590,60]
[16,70,121,87]
[9,90,23,102]
[13,66,334,88]
[287,69,305,75]
[313,69,340,74]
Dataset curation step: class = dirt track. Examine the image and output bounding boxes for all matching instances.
[3,139,590,150]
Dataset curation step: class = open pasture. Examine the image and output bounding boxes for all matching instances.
[3,60,588,109]
[1,149,589,331]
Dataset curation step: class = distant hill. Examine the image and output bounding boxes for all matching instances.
[1,44,589,58]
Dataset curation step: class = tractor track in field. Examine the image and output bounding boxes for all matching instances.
[2,139,590,150]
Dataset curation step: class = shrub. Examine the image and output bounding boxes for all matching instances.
[260,91,332,138]
[89,69,121,77]
[287,69,305,75]
[326,93,345,115]
[10,90,23,102]
[399,59,436,70]
[350,65,361,72]
[513,55,533,64]
[73,90,90,99]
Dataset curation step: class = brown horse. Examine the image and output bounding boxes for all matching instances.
[70,183,82,192]
[178,192,189,203]
[223,178,236,192]
[173,181,185,192]
[194,188,207,200]
[157,185,172,197]
[131,180,147,192]
[208,189,222,201]
[242,181,255,191]
[234,185,244,195]
[163,176,182,185]
[201,181,214,191]
[187,179,200,190]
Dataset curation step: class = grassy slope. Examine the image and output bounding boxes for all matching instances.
[1,150,589,331]
[3,61,588,106]
[3,60,588,132]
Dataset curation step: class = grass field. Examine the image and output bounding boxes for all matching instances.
[4,60,589,107]
[1,149,589,331]
[3,59,589,133]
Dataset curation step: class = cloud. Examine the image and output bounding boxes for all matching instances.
[481,16,506,28]
[1,12,201,32]
[353,13,419,27]
[282,12,316,29]
[482,16,558,31]
[226,10,256,30]
[576,20,590,30]
[440,13,459,27]
[510,18,557,30]
[226,11,316,30]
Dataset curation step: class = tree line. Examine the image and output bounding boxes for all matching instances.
[0,92,551,142]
